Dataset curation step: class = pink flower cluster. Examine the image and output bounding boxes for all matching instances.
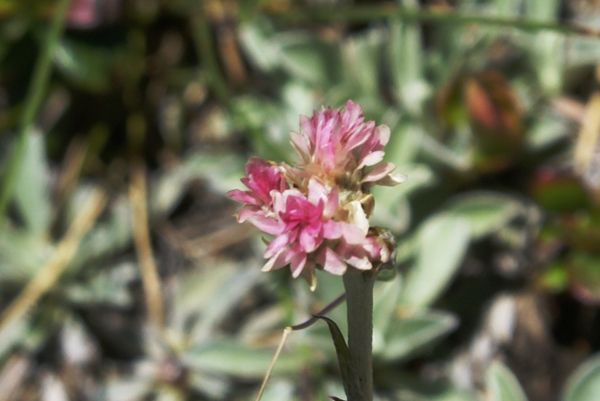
[228,101,405,289]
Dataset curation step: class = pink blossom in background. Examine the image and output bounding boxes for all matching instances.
[67,0,121,29]
[228,101,404,289]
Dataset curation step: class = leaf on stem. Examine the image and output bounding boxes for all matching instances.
[314,315,365,401]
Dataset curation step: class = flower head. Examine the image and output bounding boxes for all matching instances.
[290,100,405,188]
[228,101,405,289]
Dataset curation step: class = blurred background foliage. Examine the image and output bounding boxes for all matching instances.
[1,0,600,400]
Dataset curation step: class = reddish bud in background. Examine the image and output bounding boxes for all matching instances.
[529,167,591,213]
[436,70,523,172]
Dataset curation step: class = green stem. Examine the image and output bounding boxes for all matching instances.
[343,271,375,401]
[0,0,72,226]
[267,6,600,36]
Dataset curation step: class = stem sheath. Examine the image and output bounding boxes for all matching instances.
[343,271,375,401]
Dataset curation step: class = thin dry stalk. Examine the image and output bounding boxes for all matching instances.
[129,161,165,335]
[574,91,600,175]
[0,188,107,334]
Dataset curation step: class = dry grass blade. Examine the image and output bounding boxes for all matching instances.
[254,293,346,401]
[0,355,31,401]
[129,161,165,335]
[254,327,291,401]
[0,188,107,334]
[574,91,600,175]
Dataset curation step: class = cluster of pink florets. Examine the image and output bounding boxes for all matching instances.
[227,101,405,289]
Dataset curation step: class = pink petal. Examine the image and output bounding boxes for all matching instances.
[358,150,385,169]
[227,189,259,205]
[264,232,290,258]
[361,162,396,183]
[299,225,322,253]
[323,186,339,218]
[249,216,284,235]
[345,254,372,270]
[289,252,307,278]
[376,125,390,147]
[237,206,263,223]
[317,247,347,275]
[372,172,407,187]
[290,131,310,157]
[339,223,367,244]
[261,248,288,272]
[307,178,328,205]
[322,220,343,239]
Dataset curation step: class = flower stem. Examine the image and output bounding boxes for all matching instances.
[343,271,375,401]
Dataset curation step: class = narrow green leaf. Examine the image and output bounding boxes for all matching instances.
[444,191,522,239]
[182,339,308,379]
[278,35,341,85]
[239,22,281,71]
[54,39,114,93]
[562,353,600,401]
[13,131,51,237]
[379,310,458,361]
[315,315,365,401]
[342,30,382,96]
[486,361,528,401]
[400,214,470,307]
[373,275,402,352]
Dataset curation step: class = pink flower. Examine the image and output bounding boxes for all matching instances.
[226,157,287,235]
[228,101,404,289]
[290,100,405,187]
[262,179,372,281]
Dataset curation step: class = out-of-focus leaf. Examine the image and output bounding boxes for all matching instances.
[378,310,458,361]
[486,361,528,401]
[278,35,341,85]
[0,316,29,360]
[570,253,600,304]
[63,261,135,307]
[566,37,600,67]
[258,379,295,401]
[149,166,191,217]
[390,14,429,116]
[427,388,480,401]
[525,0,563,94]
[13,130,51,237]
[530,168,590,213]
[342,30,382,96]
[170,262,238,333]
[155,387,185,401]
[386,121,425,167]
[527,110,570,150]
[396,387,479,401]
[187,371,230,399]
[239,22,281,71]
[561,353,600,401]
[54,38,114,93]
[315,315,365,401]
[373,275,402,352]
[420,133,472,171]
[0,225,52,280]
[371,163,434,232]
[102,377,153,401]
[188,267,263,344]
[400,214,470,307]
[70,189,132,270]
[183,151,246,195]
[492,0,521,16]
[182,340,309,379]
[444,191,522,239]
